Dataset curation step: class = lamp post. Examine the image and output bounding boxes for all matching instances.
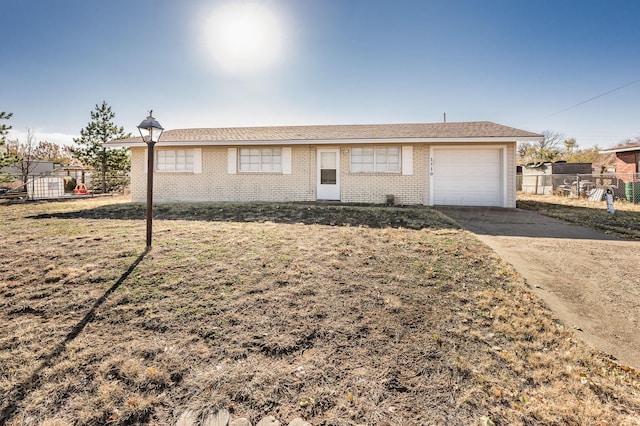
[137,111,164,249]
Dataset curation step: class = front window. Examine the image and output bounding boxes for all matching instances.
[157,149,194,172]
[239,148,282,172]
[351,147,400,173]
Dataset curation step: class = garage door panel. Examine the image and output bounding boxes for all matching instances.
[437,149,499,163]
[436,195,496,206]
[432,148,503,207]
[441,178,500,192]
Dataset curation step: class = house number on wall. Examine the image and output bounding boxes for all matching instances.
[429,157,434,176]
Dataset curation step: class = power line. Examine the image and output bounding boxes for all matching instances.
[548,78,640,117]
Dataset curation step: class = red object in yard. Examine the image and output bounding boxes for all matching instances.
[73,183,88,194]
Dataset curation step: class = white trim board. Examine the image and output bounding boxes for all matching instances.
[109,136,541,148]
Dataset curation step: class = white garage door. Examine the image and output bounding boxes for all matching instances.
[432,148,503,206]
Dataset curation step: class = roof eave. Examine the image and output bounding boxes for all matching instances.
[105,136,541,148]
[599,146,640,154]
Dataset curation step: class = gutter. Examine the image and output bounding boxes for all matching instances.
[106,136,543,148]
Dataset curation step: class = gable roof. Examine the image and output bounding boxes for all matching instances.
[107,121,543,147]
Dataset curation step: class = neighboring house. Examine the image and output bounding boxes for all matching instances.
[600,144,640,178]
[0,160,60,177]
[107,121,542,208]
[599,143,640,202]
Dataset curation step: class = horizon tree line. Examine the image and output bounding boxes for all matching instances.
[1,102,130,192]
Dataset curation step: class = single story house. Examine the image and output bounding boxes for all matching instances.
[107,121,542,208]
[599,144,640,178]
[599,143,640,202]
[0,160,60,177]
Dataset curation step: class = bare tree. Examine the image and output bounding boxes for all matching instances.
[33,140,73,164]
[539,130,565,150]
[518,130,565,163]
[517,141,533,161]
[620,135,640,147]
[7,129,38,191]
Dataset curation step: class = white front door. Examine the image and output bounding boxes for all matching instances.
[317,148,340,200]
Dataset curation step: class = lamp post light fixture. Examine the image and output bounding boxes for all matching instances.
[137,111,164,249]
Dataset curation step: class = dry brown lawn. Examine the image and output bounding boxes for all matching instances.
[1,197,639,425]
[517,193,640,239]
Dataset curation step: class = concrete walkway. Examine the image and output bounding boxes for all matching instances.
[437,207,640,370]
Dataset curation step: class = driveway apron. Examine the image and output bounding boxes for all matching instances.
[437,207,640,370]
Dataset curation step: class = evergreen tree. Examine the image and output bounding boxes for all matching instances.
[70,101,130,192]
[0,111,20,181]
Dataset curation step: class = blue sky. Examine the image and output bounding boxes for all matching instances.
[2,0,639,149]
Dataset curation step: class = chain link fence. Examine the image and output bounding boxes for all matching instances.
[0,170,130,200]
[518,172,640,203]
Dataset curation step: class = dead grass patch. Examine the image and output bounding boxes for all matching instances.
[1,198,639,425]
[517,193,640,239]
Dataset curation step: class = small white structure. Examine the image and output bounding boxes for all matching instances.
[521,162,553,195]
[28,176,65,199]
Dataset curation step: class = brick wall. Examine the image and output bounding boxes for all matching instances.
[341,145,424,205]
[131,142,516,207]
[130,148,146,202]
[131,146,315,203]
[615,152,638,175]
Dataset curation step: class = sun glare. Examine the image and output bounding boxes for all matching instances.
[204,2,284,74]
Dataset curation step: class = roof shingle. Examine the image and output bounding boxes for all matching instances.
[109,121,542,145]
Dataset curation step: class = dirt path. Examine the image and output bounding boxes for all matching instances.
[437,207,640,370]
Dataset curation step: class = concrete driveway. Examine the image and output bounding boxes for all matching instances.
[437,207,640,370]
